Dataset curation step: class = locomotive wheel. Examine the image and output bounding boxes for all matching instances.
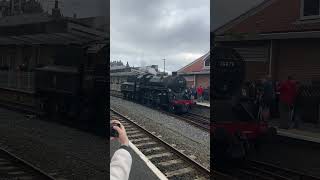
[169,104,175,113]
[230,132,247,160]
[213,128,232,169]
[262,127,277,144]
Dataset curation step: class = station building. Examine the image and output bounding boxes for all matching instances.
[214,0,320,82]
[214,0,320,124]
[0,4,107,107]
[176,52,210,89]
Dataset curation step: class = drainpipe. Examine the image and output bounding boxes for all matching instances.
[193,74,196,87]
[269,40,273,78]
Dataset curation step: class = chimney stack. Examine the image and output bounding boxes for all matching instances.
[52,0,61,18]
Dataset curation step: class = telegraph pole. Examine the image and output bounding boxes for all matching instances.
[163,58,166,74]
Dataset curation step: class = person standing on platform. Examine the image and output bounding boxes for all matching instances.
[197,85,204,102]
[274,81,281,118]
[190,85,195,100]
[110,120,132,180]
[292,81,302,128]
[261,76,275,121]
[279,76,297,129]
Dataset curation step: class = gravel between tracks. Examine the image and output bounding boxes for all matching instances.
[0,107,108,179]
[110,96,210,169]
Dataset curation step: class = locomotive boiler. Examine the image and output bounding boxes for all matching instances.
[121,73,193,114]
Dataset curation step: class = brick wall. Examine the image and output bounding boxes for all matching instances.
[276,39,320,81]
[195,74,209,88]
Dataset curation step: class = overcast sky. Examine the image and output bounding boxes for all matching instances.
[211,0,263,31]
[110,0,210,73]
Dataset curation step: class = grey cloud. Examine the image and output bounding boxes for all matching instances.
[111,0,209,72]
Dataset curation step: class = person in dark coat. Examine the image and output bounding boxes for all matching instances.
[261,75,275,120]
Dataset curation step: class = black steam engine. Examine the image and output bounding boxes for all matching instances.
[121,73,194,114]
[34,45,107,136]
[212,46,275,169]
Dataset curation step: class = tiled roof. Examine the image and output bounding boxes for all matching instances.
[216,0,320,36]
[0,13,53,27]
[177,52,209,73]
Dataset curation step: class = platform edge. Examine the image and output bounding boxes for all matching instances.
[129,141,168,180]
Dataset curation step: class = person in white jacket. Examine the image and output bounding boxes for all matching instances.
[110,120,132,180]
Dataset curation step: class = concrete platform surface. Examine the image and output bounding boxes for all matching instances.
[277,128,320,143]
[270,120,320,143]
[110,140,163,180]
[195,101,210,107]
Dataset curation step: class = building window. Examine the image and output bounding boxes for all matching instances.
[203,53,210,69]
[204,58,210,67]
[301,0,320,18]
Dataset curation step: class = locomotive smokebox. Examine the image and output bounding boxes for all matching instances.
[166,76,186,93]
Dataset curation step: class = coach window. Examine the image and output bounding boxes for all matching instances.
[301,0,320,19]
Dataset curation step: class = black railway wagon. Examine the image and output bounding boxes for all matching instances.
[35,45,107,136]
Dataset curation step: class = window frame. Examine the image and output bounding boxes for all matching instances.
[300,0,320,20]
[203,53,210,70]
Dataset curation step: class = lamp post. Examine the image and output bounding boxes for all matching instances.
[163,58,165,74]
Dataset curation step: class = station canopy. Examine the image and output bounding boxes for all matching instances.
[0,13,107,46]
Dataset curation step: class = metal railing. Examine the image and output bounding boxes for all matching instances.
[0,71,35,92]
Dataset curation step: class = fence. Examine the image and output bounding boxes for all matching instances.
[0,71,35,92]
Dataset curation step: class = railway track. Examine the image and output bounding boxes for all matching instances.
[110,94,210,132]
[173,112,210,131]
[232,160,320,180]
[110,108,212,180]
[0,147,55,180]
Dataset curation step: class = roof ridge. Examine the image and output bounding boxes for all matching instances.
[177,52,209,72]
[213,0,277,35]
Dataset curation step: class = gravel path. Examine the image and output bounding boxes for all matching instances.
[0,107,108,179]
[110,96,210,169]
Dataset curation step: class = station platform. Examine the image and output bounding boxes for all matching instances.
[110,140,166,180]
[269,120,320,144]
[195,100,210,107]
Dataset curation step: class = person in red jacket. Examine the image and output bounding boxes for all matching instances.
[197,85,204,102]
[278,76,297,129]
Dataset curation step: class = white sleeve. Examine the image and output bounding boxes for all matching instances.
[110,148,132,180]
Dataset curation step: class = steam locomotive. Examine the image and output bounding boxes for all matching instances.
[34,45,107,136]
[121,73,194,114]
[212,46,276,168]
